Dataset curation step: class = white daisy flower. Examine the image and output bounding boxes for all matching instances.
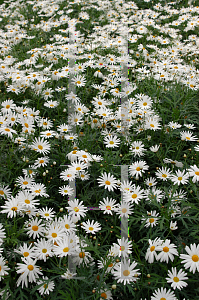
[187,164,199,183]
[98,197,118,215]
[111,258,141,285]
[81,219,101,235]
[14,242,35,259]
[32,238,53,262]
[170,169,189,186]
[180,243,199,274]
[141,210,159,228]
[156,239,179,263]
[97,172,118,192]
[37,276,55,295]
[61,269,77,279]
[66,198,88,220]
[38,207,55,221]
[113,237,133,259]
[114,201,134,218]
[180,130,198,142]
[46,224,65,245]
[30,137,51,155]
[53,235,76,257]
[0,256,10,281]
[0,196,23,218]
[59,185,74,196]
[25,217,45,239]
[130,141,146,157]
[166,267,188,290]
[16,257,43,288]
[145,237,164,264]
[151,287,177,300]
[129,160,149,179]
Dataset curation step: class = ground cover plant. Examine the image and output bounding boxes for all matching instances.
[0,0,199,299]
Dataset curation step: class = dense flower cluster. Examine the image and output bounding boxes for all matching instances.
[0,0,199,299]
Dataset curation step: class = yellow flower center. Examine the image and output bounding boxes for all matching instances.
[28,265,34,271]
[42,248,47,253]
[178,177,182,181]
[109,141,114,144]
[122,208,127,213]
[0,190,4,195]
[79,252,85,258]
[74,207,79,212]
[23,252,29,257]
[25,199,30,204]
[131,194,137,198]
[162,174,167,178]
[108,263,113,267]
[106,205,111,210]
[120,246,125,251]
[163,246,169,252]
[63,247,69,252]
[123,270,130,276]
[52,233,57,238]
[40,160,44,163]
[45,213,49,217]
[11,207,17,211]
[143,102,147,106]
[32,225,38,231]
[150,124,154,127]
[89,227,94,231]
[105,180,111,185]
[192,254,199,262]
[136,167,140,171]
[173,277,179,282]
[43,284,48,289]
[65,224,70,229]
[38,145,43,150]
[195,172,199,175]
[23,181,28,185]
[186,137,190,140]
[160,298,166,300]
[6,105,10,109]
[101,293,107,299]
[149,218,154,223]
[150,246,155,252]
